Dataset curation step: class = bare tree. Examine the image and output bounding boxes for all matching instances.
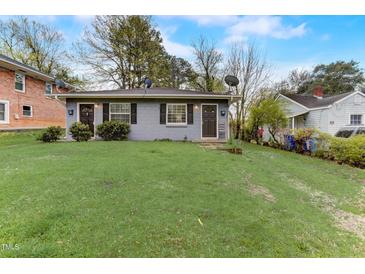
[0,16,82,86]
[74,16,172,89]
[225,42,271,139]
[191,36,223,92]
[0,17,65,75]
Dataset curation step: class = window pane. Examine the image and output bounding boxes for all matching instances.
[15,82,23,91]
[110,103,130,124]
[15,73,24,91]
[351,115,362,125]
[45,83,52,94]
[23,106,32,116]
[0,103,4,121]
[15,73,23,83]
[110,103,130,114]
[167,104,186,124]
[110,114,129,123]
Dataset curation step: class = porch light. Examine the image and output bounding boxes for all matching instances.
[220,110,226,116]
[194,104,199,110]
[68,109,74,116]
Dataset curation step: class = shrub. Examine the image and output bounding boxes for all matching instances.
[96,120,130,141]
[293,128,315,153]
[330,135,365,168]
[69,122,92,142]
[37,126,63,143]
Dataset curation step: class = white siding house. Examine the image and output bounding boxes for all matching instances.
[277,89,365,136]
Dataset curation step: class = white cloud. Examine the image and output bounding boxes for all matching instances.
[184,16,239,27]
[320,33,331,41]
[224,16,307,44]
[74,15,95,24]
[158,26,194,59]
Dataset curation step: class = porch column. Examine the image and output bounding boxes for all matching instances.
[292,117,295,129]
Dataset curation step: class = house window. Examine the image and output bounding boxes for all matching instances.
[110,103,130,123]
[167,104,187,125]
[45,82,52,94]
[15,73,25,92]
[0,100,9,124]
[23,105,32,117]
[350,114,362,125]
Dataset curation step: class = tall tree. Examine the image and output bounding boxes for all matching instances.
[75,15,171,89]
[167,55,197,89]
[0,16,81,86]
[225,42,271,139]
[309,60,364,95]
[191,36,223,92]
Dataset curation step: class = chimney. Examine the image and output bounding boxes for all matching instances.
[313,86,324,99]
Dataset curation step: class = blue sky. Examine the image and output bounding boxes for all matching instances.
[3,15,365,80]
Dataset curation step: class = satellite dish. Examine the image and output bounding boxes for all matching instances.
[224,75,239,87]
[55,79,66,88]
[144,78,152,88]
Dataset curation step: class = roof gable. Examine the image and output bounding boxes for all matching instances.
[280,90,363,109]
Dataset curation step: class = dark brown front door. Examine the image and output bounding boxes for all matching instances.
[202,105,217,138]
[79,104,94,135]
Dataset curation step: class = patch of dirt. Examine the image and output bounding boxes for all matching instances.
[244,175,276,203]
[199,143,225,150]
[280,173,365,240]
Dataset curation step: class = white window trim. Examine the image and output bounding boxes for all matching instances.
[200,103,218,139]
[349,114,363,126]
[0,100,10,124]
[109,103,131,124]
[166,103,187,126]
[45,82,53,94]
[22,105,33,117]
[15,72,25,93]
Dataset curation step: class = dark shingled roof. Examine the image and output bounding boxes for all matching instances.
[0,54,54,79]
[73,87,231,96]
[283,91,363,108]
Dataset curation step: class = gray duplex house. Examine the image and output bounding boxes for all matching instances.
[277,88,365,136]
[54,88,240,141]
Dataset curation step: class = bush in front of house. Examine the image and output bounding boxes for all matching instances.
[330,134,365,168]
[37,126,64,143]
[96,120,130,141]
[293,128,315,153]
[69,122,92,142]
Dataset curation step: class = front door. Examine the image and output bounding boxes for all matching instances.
[202,104,217,138]
[79,104,94,136]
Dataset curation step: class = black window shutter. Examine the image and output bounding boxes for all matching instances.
[187,104,194,124]
[103,103,109,122]
[131,103,137,124]
[160,103,166,124]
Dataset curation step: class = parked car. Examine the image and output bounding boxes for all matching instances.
[335,127,365,138]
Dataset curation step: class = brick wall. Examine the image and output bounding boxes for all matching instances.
[0,68,68,129]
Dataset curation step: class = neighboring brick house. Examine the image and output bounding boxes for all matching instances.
[0,54,73,130]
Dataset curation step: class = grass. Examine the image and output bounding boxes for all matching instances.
[1,131,365,257]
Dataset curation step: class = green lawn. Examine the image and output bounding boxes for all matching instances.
[1,131,365,257]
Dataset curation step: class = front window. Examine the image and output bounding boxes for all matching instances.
[0,100,9,124]
[23,105,32,117]
[45,82,52,94]
[110,103,130,123]
[350,114,362,125]
[0,103,5,121]
[15,73,25,92]
[167,104,187,124]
